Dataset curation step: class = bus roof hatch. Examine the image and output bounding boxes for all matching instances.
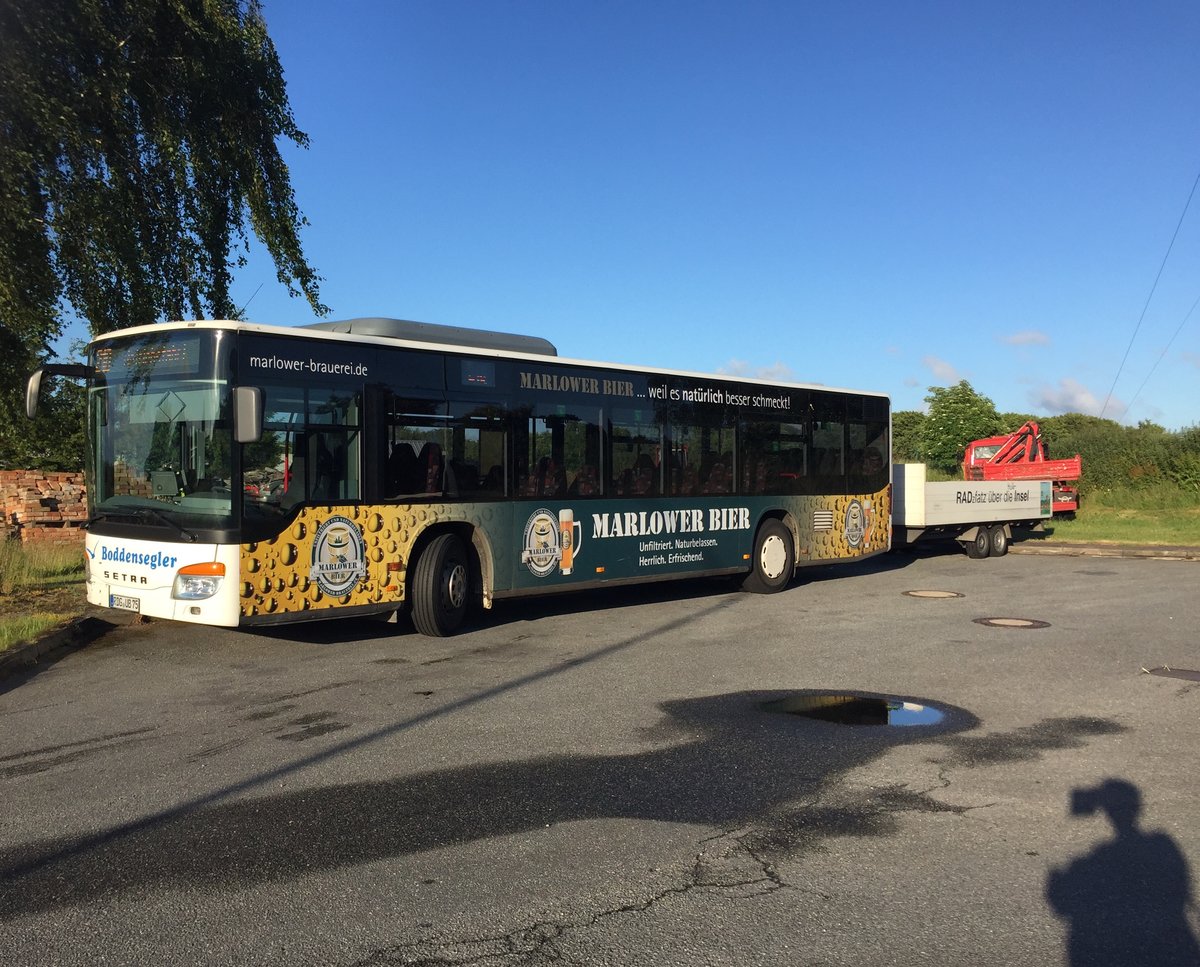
[302,317,557,356]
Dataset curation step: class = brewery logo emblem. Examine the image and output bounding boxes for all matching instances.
[311,515,366,595]
[844,499,866,549]
[521,508,561,578]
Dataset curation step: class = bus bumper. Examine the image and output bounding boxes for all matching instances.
[85,536,242,627]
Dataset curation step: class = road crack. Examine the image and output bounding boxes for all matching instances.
[348,829,794,966]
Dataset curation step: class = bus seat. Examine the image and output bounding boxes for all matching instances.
[311,435,335,501]
[702,462,729,494]
[482,465,504,495]
[570,465,599,497]
[281,455,305,509]
[631,453,656,495]
[418,442,443,495]
[541,458,566,497]
[387,443,419,496]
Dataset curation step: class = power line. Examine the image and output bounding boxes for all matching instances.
[1123,289,1200,421]
[1100,165,1200,419]
[235,283,264,320]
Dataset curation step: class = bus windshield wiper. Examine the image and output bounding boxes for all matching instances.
[138,506,197,543]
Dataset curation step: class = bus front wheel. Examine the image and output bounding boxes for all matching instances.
[743,519,794,594]
[411,533,470,636]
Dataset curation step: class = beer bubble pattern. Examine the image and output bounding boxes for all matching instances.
[239,502,496,619]
[237,489,888,619]
[802,490,891,560]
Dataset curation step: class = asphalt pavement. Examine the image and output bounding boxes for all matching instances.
[2,539,1196,685]
[1,546,1197,966]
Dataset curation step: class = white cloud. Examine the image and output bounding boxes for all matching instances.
[717,359,796,381]
[903,376,919,388]
[755,361,797,382]
[1182,350,1200,369]
[921,355,962,383]
[1029,378,1124,418]
[1003,329,1050,347]
[718,359,751,377]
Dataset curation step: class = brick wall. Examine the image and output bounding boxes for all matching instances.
[0,470,87,546]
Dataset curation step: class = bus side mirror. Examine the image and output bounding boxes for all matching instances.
[25,369,44,419]
[26,363,90,419]
[234,386,263,443]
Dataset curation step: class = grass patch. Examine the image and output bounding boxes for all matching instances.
[0,541,85,594]
[1044,504,1200,545]
[0,613,72,653]
[0,541,86,653]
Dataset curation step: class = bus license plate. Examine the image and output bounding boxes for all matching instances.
[110,594,140,613]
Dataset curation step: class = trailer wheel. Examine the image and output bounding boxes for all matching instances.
[743,519,794,593]
[411,533,470,636]
[988,525,1010,557]
[965,527,991,560]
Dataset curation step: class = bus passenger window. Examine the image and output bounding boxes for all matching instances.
[522,408,601,499]
[669,411,733,497]
[610,409,661,497]
[739,418,808,495]
[255,385,360,510]
[846,394,889,492]
[389,398,448,498]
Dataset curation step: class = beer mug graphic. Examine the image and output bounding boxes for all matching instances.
[559,508,582,575]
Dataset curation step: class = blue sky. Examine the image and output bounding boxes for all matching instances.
[105,2,1200,427]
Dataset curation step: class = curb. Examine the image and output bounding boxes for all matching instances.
[1010,542,1199,561]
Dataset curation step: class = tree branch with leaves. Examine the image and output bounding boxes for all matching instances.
[0,0,326,465]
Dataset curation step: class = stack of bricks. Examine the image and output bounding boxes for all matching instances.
[0,470,88,546]
[113,461,153,499]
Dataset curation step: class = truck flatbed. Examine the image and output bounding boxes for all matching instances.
[893,463,1053,556]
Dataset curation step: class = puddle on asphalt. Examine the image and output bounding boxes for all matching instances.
[763,694,945,727]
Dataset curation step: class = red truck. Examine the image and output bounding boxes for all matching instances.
[962,421,1081,514]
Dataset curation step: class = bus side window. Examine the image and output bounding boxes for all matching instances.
[247,383,361,513]
[389,397,448,498]
[522,407,601,499]
[669,407,732,497]
[610,408,661,498]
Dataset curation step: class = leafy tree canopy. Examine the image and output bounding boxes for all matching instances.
[921,380,1003,474]
[891,410,925,463]
[1,0,326,462]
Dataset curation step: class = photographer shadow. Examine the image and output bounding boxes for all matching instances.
[1046,778,1200,967]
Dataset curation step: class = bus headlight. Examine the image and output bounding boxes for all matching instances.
[173,562,226,600]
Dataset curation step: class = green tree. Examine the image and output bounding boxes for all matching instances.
[1,0,326,462]
[891,410,925,463]
[921,380,1002,474]
[999,412,1037,431]
[0,374,85,470]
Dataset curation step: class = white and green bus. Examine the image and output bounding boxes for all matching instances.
[28,318,891,636]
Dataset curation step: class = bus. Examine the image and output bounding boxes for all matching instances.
[26,318,891,636]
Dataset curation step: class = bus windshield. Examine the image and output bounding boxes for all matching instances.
[88,329,237,532]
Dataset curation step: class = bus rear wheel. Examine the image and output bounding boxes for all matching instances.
[411,533,470,636]
[743,519,794,593]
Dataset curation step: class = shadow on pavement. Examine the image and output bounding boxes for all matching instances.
[0,687,977,918]
[1046,778,1200,967]
[253,550,920,645]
